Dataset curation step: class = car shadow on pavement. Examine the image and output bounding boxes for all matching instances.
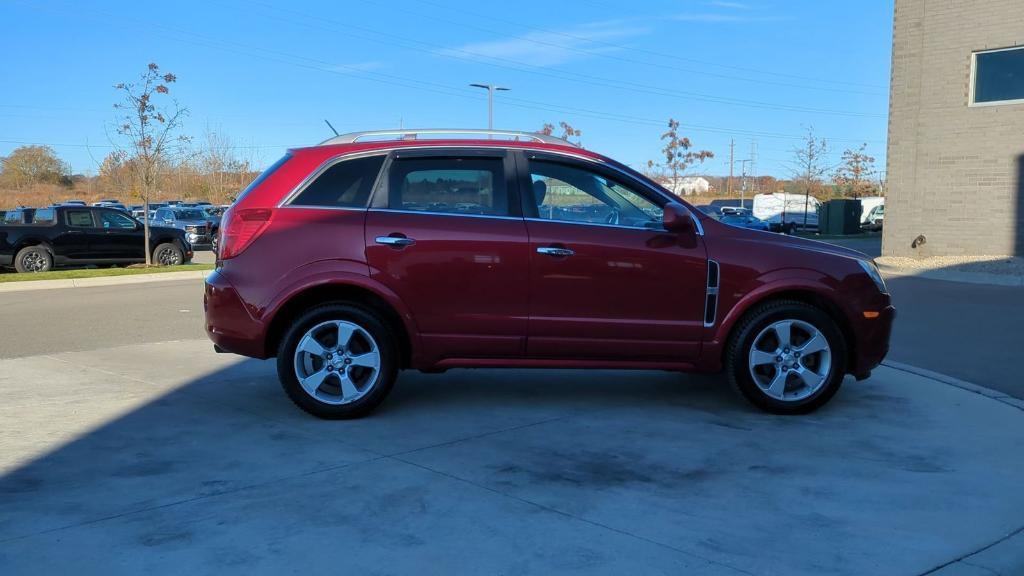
[2,347,1022,574]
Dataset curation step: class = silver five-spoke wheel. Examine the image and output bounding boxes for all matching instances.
[293,320,381,405]
[748,319,832,402]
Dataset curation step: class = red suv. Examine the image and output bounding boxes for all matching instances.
[205,129,894,419]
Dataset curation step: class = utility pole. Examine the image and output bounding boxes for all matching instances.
[469,83,510,130]
[740,158,753,209]
[728,139,735,197]
[750,141,758,198]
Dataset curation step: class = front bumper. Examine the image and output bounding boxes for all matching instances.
[851,304,896,377]
[204,269,267,358]
[186,232,214,246]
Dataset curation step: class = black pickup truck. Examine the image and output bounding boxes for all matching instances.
[1,205,193,273]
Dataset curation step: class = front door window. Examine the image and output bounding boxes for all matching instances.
[528,160,663,228]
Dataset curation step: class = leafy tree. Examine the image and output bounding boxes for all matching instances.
[113,63,188,265]
[833,143,878,198]
[647,118,713,196]
[0,145,70,189]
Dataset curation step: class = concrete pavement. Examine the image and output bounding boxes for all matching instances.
[1,339,1023,575]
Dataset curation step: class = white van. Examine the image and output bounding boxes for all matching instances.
[752,193,821,232]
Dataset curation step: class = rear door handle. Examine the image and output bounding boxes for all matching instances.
[375,235,416,247]
[537,246,574,257]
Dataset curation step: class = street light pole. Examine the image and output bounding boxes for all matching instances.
[469,83,509,130]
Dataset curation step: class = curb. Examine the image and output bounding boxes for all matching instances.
[881,360,1024,412]
[0,270,209,293]
[878,264,1024,287]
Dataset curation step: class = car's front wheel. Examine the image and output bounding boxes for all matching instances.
[726,300,847,414]
[276,303,399,419]
[14,246,52,273]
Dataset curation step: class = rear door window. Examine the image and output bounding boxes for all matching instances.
[387,156,508,216]
[290,155,386,208]
[65,209,96,228]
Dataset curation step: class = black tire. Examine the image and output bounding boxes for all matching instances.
[152,242,183,266]
[276,303,399,419]
[14,245,53,273]
[725,300,847,415]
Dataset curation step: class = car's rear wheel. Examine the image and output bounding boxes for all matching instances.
[276,303,398,419]
[726,300,847,414]
[14,246,52,273]
[153,243,183,266]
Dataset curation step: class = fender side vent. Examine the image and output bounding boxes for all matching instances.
[704,260,720,327]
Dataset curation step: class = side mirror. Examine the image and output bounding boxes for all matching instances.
[663,202,696,235]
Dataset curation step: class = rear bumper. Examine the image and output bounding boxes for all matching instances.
[204,269,268,358]
[851,304,896,377]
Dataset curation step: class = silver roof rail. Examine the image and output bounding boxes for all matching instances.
[319,128,572,146]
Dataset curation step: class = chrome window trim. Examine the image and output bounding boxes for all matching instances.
[524,217,666,232]
[368,208,523,222]
[282,144,704,235]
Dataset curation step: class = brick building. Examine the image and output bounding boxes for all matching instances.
[885,0,1024,257]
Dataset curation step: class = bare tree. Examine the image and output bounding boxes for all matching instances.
[647,118,713,196]
[113,63,188,265]
[833,143,878,198]
[200,129,251,203]
[791,128,829,227]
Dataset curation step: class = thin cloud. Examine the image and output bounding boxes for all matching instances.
[330,61,385,73]
[708,1,750,8]
[672,12,785,23]
[437,22,649,68]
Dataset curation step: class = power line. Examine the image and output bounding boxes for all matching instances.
[242,1,885,119]
[10,1,885,158]
[363,0,887,96]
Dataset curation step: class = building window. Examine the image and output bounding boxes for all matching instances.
[972,46,1024,106]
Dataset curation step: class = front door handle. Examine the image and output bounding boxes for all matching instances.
[537,246,574,257]
[375,235,416,247]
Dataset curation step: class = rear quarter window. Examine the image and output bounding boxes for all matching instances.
[289,154,386,208]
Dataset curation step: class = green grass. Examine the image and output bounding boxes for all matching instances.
[0,263,214,283]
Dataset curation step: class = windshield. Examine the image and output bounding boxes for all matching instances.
[174,209,206,220]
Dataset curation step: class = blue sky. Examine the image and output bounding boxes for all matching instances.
[0,0,894,178]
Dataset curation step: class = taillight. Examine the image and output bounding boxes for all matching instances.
[218,206,273,260]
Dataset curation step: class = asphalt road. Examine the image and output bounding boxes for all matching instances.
[2,271,1022,398]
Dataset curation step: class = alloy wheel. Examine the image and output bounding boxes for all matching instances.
[21,252,47,272]
[292,320,381,405]
[156,247,181,265]
[748,319,832,401]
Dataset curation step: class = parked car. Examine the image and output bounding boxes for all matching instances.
[3,207,36,225]
[864,204,884,230]
[153,206,216,248]
[203,205,230,217]
[752,193,821,234]
[92,201,129,213]
[1,205,193,272]
[719,211,772,231]
[204,129,894,419]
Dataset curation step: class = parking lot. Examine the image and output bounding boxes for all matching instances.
[2,273,1024,575]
